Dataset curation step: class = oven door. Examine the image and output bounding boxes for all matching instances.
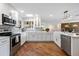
[10,34,21,55]
[11,35,20,47]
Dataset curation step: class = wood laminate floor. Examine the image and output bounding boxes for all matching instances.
[15,42,67,56]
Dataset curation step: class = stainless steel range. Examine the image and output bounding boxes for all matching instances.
[10,33,21,56]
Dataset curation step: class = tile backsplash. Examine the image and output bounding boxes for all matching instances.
[0,25,12,32]
[0,25,21,34]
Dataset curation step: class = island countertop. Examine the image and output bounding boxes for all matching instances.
[61,32,79,37]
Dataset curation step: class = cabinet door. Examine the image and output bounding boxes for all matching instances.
[21,33,26,45]
[37,32,41,41]
[46,32,50,41]
[0,37,10,56]
[21,33,24,45]
[71,37,79,56]
[32,33,36,41]
[0,43,10,56]
[27,32,35,41]
[53,32,61,47]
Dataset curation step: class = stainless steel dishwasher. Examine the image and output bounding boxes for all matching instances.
[61,34,71,55]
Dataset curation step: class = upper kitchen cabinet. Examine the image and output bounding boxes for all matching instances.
[0,3,21,26]
[11,10,19,27]
[61,10,79,23]
[62,18,79,23]
[16,14,22,28]
[62,12,79,23]
[0,3,11,25]
[11,11,22,27]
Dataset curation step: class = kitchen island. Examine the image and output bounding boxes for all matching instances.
[61,32,79,56]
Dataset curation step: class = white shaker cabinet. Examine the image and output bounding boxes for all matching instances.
[53,31,61,47]
[0,37,10,56]
[21,32,26,45]
[71,37,79,56]
[26,31,53,41]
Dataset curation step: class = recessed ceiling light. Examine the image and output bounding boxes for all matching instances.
[49,14,53,17]
[20,10,24,13]
[25,14,33,17]
[35,14,39,16]
[11,10,15,13]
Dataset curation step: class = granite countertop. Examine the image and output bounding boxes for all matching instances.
[61,32,79,37]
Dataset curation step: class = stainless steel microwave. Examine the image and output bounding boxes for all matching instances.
[2,14,16,26]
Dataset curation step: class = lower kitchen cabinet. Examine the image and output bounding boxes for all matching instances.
[26,32,35,41]
[21,32,26,45]
[0,37,10,56]
[71,37,79,56]
[26,31,53,41]
[53,31,61,47]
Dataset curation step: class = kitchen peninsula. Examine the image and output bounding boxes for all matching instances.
[61,32,79,56]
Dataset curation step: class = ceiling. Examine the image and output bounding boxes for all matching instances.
[10,3,79,24]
